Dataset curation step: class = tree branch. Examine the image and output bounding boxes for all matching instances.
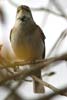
[32,75,67,97]
[7,0,67,19]
[37,87,67,100]
[31,7,67,19]
[0,52,67,85]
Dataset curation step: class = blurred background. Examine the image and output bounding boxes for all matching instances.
[0,0,67,100]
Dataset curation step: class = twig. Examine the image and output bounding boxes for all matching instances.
[31,7,67,19]
[7,0,67,19]
[51,0,67,19]
[37,87,67,100]
[7,0,18,7]
[32,75,67,97]
[41,0,51,27]
[47,29,67,57]
[0,52,67,71]
[0,53,67,99]
[4,80,24,100]
[0,52,67,85]
[0,52,67,69]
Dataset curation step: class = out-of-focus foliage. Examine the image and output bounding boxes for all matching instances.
[0,7,6,24]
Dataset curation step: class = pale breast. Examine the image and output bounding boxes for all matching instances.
[11,20,44,60]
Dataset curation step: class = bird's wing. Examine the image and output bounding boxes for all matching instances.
[10,28,13,41]
[35,25,46,58]
[36,25,46,42]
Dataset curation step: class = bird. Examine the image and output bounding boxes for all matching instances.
[10,5,46,93]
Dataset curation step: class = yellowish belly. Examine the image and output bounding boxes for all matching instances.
[13,46,42,60]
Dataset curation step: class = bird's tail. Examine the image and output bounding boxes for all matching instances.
[32,69,45,93]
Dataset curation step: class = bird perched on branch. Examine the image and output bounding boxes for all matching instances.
[10,5,46,93]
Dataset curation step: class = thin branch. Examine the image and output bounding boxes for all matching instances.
[51,0,67,19]
[5,73,67,100]
[4,80,24,100]
[7,0,67,19]
[37,87,67,100]
[47,29,67,57]
[0,52,67,85]
[12,51,65,67]
[41,0,52,27]
[7,0,18,7]
[31,7,67,19]
[32,75,67,97]
[0,53,67,99]
[0,52,67,69]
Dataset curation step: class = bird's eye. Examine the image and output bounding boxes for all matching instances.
[17,9,20,13]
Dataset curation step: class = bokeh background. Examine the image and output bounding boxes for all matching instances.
[0,0,67,100]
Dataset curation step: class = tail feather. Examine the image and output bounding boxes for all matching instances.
[32,69,44,93]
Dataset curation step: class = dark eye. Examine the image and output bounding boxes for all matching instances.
[17,9,20,13]
[19,15,27,22]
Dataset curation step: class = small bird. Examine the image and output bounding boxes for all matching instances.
[10,5,46,93]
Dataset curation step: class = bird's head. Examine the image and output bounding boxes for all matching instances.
[16,5,33,22]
